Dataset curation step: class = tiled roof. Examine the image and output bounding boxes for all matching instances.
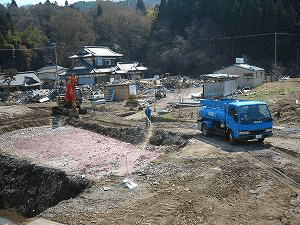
[114,62,148,73]
[36,65,65,73]
[70,46,123,58]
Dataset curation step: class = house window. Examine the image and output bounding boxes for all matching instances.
[105,60,111,66]
[96,57,103,66]
[244,73,253,79]
[85,58,93,65]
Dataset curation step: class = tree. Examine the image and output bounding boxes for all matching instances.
[0,7,13,36]
[49,8,96,65]
[96,4,102,17]
[21,26,48,48]
[65,0,69,7]
[136,0,147,16]
[156,0,167,21]
[261,0,276,32]
[93,2,151,60]
[9,0,18,8]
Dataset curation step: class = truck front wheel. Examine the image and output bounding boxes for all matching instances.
[228,131,237,145]
[258,138,265,143]
[202,124,210,137]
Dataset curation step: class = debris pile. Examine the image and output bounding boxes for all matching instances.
[1,88,65,104]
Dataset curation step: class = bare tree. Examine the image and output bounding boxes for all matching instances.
[271,63,285,81]
[49,8,96,66]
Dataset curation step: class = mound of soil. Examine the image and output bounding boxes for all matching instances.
[0,104,51,135]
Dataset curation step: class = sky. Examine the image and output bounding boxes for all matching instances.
[0,0,96,7]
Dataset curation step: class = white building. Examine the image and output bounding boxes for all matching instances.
[214,58,265,89]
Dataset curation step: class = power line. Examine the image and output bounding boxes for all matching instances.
[212,32,275,40]
[201,32,300,41]
[0,46,55,51]
[277,32,300,36]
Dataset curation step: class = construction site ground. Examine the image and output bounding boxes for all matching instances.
[1,80,300,225]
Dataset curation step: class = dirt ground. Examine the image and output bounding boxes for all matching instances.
[1,82,300,225]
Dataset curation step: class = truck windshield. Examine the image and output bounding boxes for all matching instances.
[239,104,271,122]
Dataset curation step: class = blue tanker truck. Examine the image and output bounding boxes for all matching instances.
[198,98,273,144]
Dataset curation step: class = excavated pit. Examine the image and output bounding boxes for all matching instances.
[0,155,89,218]
[0,110,197,221]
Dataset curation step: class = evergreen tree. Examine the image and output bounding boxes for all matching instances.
[261,0,276,32]
[10,0,18,8]
[156,0,167,21]
[165,0,194,33]
[136,0,147,16]
[97,4,102,17]
[219,0,236,33]
[65,0,69,7]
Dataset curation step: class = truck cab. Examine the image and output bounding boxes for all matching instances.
[198,99,273,144]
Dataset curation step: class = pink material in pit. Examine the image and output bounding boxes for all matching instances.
[13,128,160,177]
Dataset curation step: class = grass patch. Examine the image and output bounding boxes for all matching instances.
[242,79,300,104]
[158,113,176,122]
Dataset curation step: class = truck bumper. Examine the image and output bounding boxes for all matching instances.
[238,132,273,140]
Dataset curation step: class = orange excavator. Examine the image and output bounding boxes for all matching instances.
[52,75,87,118]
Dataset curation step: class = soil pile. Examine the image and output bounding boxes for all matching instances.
[0,103,51,134]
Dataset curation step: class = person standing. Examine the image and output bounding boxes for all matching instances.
[145,105,152,127]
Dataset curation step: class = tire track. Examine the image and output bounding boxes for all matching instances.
[249,148,300,192]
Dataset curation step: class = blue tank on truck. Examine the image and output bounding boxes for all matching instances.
[198,98,273,144]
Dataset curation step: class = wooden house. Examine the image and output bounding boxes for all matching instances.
[60,46,148,85]
[62,46,123,85]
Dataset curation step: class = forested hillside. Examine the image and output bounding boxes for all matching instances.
[0,0,300,78]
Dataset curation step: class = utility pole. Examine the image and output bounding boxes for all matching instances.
[274,32,277,68]
[297,47,299,73]
[55,43,59,88]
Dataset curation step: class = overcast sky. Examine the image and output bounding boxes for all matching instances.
[0,0,96,7]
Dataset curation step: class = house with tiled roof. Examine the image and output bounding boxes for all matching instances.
[113,62,148,80]
[214,58,265,88]
[60,46,148,85]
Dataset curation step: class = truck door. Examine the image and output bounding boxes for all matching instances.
[226,106,239,137]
